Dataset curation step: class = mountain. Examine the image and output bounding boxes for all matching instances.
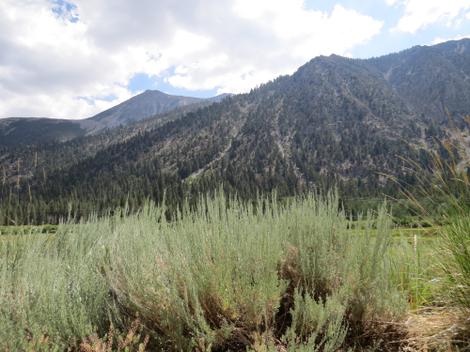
[0,118,86,147]
[83,90,206,133]
[0,90,225,146]
[368,39,470,126]
[2,39,470,224]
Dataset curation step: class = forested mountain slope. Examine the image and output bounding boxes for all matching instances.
[0,118,86,147]
[368,39,470,126]
[1,39,470,224]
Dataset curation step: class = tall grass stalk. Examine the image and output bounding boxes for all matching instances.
[400,144,470,311]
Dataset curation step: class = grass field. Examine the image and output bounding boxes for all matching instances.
[0,193,468,351]
[0,224,58,236]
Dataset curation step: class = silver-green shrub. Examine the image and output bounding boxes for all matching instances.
[0,192,413,351]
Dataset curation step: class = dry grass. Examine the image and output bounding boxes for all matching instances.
[80,320,149,352]
[405,308,470,351]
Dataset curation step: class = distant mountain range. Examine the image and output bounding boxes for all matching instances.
[0,90,229,146]
[1,39,470,224]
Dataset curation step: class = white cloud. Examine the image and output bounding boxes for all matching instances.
[389,0,470,33]
[0,0,383,119]
[432,34,470,44]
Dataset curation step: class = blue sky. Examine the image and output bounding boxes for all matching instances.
[1,0,470,118]
[322,0,470,58]
[128,72,219,98]
[126,0,470,96]
[127,0,470,97]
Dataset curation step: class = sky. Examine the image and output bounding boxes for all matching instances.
[1,0,470,119]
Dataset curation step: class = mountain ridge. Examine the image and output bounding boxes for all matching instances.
[83,89,205,133]
[0,90,228,146]
[1,39,470,224]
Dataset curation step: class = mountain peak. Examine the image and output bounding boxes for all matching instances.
[141,89,167,96]
[85,90,204,132]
